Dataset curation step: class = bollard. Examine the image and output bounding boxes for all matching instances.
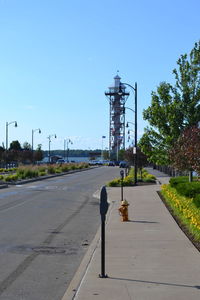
[99,186,109,278]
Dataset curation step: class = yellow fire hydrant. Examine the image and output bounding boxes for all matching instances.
[118,199,129,222]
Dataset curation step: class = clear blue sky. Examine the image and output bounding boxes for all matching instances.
[0,0,199,151]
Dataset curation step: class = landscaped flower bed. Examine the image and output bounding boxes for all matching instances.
[107,168,156,187]
[161,183,200,242]
[0,163,89,182]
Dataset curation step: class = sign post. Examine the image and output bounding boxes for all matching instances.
[99,186,109,278]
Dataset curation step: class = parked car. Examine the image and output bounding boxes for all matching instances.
[56,159,66,164]
[108,161,115,166]
[119,161,129,168]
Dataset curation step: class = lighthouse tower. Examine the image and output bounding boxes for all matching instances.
[105,75,129,159]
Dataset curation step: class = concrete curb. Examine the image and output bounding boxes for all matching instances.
[61,226,101,300]
[61,189,115,300]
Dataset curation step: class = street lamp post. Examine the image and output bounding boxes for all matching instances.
[119,82,138,185]
[6,121,18,150]
[64,139,66,160]
[101,136,106,161]
[47,134,57,164]
[32,128,41,163]
[64,139,73,162]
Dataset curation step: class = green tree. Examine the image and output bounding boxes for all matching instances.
[169,126,200,177]
[140,41,200,165]
[124,146,148,170]
[103,150,110,160]
[34,144,43,162]
[9,140,22,151]
[23,141,31,150]
[0,146,5,162]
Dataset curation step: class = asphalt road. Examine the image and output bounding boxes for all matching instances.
[0,166,120,300]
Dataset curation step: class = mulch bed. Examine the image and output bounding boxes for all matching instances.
[158,191,200,253]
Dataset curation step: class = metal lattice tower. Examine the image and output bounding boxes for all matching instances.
[105,75,129,158]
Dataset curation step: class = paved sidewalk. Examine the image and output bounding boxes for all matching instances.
[62,169,200,300]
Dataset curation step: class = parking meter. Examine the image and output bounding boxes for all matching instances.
[120,170,124,179]
[100,186,109,222]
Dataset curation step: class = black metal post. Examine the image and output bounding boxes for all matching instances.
[119,81,137,185]
[48,138,51,164]
[99,186,109,278]
[134,82,137,186]
[100,219,107,278]
[120,170,124,202]
[64,139,66,160]
[32,129,34,163]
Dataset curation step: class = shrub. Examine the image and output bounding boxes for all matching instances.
[47,165,56,174]
[70,164,77,170]
[38,166,46,173]
[176,182,200,198]
[39,171,46,176]
[107,178,121,187]
[16,167,26,179]
[107,167,156,187]
[193,194,200,208]
[144,174,156,181]
[169,176,189,188]
[21,168,39,179]
[123,175,134,186]
[61,165,70,172]
[4,174,18,181]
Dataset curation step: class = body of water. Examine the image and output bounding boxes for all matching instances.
[67,157,90,163]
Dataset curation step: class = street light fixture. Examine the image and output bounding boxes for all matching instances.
[32,128,41,163]
[126,121,134,128]
[64,139,73,162]
[47,134,57,164]
[119,81,138,185]
[125,106,135,114]
[6,121,18,150]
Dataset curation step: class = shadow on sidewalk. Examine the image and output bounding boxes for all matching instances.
[108,277,200,290]
[127,220,159,224]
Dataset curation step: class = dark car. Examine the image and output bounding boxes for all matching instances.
[119,161,128,168]
[108,161,115,166]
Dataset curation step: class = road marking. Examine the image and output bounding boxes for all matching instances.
[93,190,100,199]
[0,198,34,213]
[26,185,39,189]
[93,189,110,203]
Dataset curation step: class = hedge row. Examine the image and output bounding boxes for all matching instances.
[169,177,200,208]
